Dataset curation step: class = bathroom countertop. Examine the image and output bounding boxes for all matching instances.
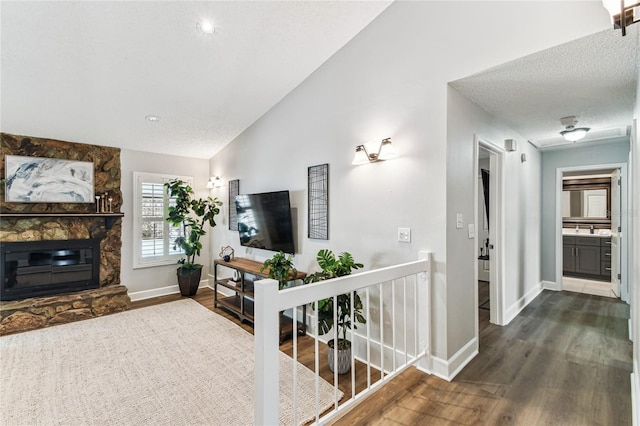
[562,228,612,237]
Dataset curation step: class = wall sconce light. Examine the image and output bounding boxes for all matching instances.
[206,176,222,189]
[505,139,517,152]
[602,0,639,36]
[352,138,398,165]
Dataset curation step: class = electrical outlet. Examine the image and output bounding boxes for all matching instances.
[398,227,411,243]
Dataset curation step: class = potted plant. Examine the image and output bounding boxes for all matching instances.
[165,179,222,296]
[304,249,365,374]
[261,251,297,290]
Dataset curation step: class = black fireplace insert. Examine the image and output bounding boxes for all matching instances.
[1,239,100,301]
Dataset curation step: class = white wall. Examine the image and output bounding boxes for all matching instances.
[120,149,212,297]
[631,66,640,424]
[209,2,608,365]
[540,142,630,283]
[447,86,542,357]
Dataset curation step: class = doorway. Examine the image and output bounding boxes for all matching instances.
[477,155,491,320]
[474,136,505,334]
[556,164,628,303]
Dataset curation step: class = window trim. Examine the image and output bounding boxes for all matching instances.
[133,172,194,269]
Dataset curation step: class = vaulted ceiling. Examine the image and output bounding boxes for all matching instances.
[2,2,638,159]
[0,1,391,159]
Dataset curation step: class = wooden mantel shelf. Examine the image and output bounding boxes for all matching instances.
[0,212,124,230]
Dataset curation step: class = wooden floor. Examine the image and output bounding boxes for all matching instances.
[133,288,632,425]
[332,290,633,425]
[131,287,379,407]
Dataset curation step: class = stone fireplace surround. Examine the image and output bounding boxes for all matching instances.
[0,133,131,335]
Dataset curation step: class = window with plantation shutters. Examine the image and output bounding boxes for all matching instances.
[133,172,193,268]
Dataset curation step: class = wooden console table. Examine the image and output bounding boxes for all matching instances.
[212,257,307,344]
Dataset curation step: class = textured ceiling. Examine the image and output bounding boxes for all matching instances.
[451,26,639,149]
[0,1,391,159]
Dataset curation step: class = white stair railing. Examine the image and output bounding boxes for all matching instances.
[255,251,431,425]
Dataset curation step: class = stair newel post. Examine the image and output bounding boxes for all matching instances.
[254,277,280,425]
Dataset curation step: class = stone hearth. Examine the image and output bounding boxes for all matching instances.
[0,286,130,335]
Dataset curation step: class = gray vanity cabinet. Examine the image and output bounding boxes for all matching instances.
[574,237,601,275]
[562,236,576,273]
[563,235,610,280]
[600,238,612,279]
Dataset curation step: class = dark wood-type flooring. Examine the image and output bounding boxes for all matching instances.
[332,289,632,425]
[133,288,632,425]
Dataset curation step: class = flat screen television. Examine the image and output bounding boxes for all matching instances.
[235,190,295,254]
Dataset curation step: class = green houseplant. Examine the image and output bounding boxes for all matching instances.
[165,179,222,296]
[261,251,297,290]
[304,249,365,374]
[262,251,305,343]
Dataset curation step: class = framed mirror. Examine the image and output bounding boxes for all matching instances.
[562,177,611,226]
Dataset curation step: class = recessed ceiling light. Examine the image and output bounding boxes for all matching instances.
[196,20,215,34]
[145,115,160,122]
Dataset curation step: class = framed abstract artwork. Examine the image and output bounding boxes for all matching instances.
[4,155,95,203]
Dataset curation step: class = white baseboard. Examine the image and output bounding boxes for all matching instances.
[418,337,478,381]
[129,279,210,302]
[128,285,180,301]
[542,280,561,291]
[632,372,640,426]
[504,282,543,325]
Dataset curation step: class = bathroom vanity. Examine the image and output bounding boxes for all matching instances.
[562,233,612,281]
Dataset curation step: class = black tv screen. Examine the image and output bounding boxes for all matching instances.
[235,190,295,254]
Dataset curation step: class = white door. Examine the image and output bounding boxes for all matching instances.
[610,169,621,297]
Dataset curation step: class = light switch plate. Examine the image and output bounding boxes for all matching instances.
[456,214,463,229]
[468,223,475,239]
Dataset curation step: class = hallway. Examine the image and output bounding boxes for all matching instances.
[334,290,632,425]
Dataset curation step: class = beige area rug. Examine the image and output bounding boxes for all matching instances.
[0,299,341,425]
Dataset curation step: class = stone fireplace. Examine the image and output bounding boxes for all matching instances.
[0,133,130,335]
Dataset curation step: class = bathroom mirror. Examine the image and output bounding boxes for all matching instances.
[562,177,611,225]
[562,189,608,218]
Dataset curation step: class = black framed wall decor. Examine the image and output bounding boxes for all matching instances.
[308,164,328,240]
[228,179,239,231]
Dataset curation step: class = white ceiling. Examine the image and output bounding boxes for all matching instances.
[2,2,638,159]
[451,25,639,150]
[0,1,391,159]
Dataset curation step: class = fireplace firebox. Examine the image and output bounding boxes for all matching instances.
[1,239,100,301]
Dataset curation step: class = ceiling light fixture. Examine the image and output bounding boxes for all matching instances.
[602,0,639,36]
[352,138,398,165]
[197,20,215,34]
[145,115,160,122]
[559,116,590,142]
